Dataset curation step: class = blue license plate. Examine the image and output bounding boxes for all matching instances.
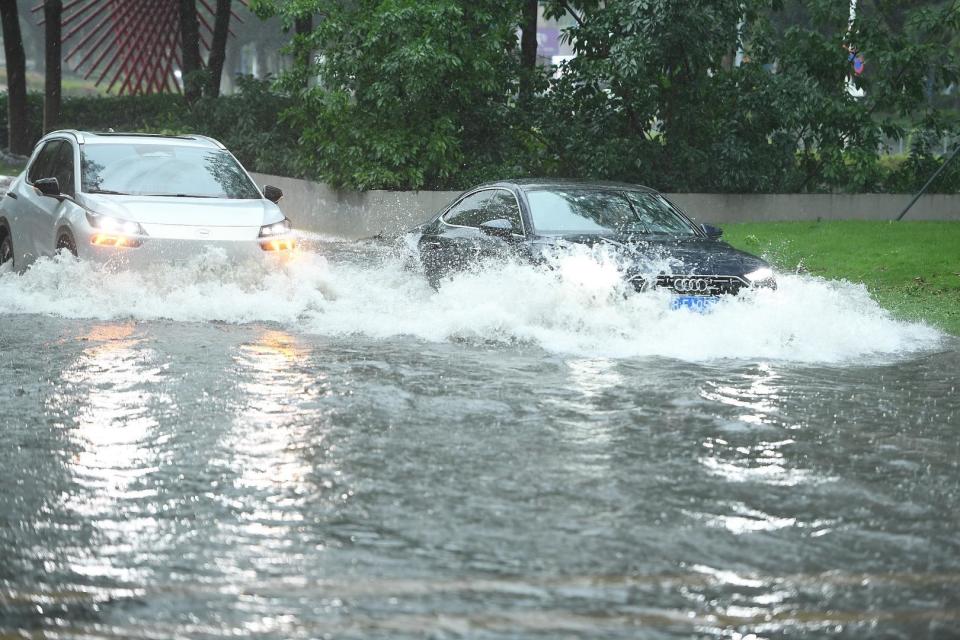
[671,296,718,312]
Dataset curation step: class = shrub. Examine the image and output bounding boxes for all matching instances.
[0,78,298,176]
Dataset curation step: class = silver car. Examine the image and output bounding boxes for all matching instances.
[0,130,295,272]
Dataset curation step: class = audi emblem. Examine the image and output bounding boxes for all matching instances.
[673,278,709,293]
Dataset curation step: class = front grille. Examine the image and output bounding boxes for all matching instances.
[629,275,748,296]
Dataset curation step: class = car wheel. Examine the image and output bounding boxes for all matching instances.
[56,233,78,257]
[0,232,13,273]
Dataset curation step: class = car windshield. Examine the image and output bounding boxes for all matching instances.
[80,143,261,199]
[526,188,697,236]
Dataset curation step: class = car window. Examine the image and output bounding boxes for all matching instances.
[526,188,697,236]
[27,140,62,184]
[80,143,261,198]
[443,189,523,232]
[624,192,698,235]
[51,141,76,197]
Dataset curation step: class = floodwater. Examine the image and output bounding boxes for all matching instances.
[1,241,958,639]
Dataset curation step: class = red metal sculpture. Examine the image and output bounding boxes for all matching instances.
[34,0,244,95]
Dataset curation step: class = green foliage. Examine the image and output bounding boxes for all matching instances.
[0,78,298,176]
[174,76,299,176]
[264,0,535,190]
[534,0,960,193]
[252,0,959,192]
[4,1,959,192]
[0,92,182,152]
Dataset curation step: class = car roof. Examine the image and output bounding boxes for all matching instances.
[475,178,659,193]
[39,130,225,149]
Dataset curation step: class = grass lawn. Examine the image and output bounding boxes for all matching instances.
[0,161,25,177]
[722,220,960,335]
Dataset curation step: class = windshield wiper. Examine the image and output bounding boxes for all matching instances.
[141,193,218,198]
[85,188,129,195]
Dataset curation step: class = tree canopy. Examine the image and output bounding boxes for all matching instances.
[252,0,960,192]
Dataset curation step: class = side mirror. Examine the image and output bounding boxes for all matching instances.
[34,177,61,198]
[263,185,283,204]
[701,223,723,239]
[479,218,515,238]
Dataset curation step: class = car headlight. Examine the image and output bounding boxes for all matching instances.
[259,218,296,251]
[745,267,776,286]
[259,219,292,237]
[85,211,145,247]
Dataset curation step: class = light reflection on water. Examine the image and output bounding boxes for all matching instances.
[702,362,781,426]
[50,323,169,586]
[230,329,318,490]
[0,315,958,638]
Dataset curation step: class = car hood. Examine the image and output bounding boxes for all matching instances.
[79,194,283,228]
[532,233,770,277]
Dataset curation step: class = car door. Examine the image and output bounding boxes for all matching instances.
[420,189,525,279]
[9,139,61,264]
[16,139,74,261]
[47,140,78,252]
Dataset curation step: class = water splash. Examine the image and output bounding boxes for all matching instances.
[0,243,943,363]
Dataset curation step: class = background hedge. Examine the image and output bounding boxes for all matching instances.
[0,77,299,178]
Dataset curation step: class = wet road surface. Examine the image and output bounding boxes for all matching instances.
[1,243,958,638]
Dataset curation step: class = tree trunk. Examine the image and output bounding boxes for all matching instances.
[0,0,29,154]
[519,0,538,103]
[179,0,202,102]
[43,0,62,133]
[206,0,230,97]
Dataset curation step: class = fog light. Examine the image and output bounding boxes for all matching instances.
[260,237,296,252]
[91,233,141,248]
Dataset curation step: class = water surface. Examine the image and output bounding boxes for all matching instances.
[1,242,957,638]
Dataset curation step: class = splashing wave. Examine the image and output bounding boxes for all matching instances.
[0,244,943,362]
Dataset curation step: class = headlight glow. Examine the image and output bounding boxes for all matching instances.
[745,267,775,283]
[259,218,295,251]
[85,211,145,248]
[259,219,292,237]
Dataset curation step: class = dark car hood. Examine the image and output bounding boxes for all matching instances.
[531,234,769,277]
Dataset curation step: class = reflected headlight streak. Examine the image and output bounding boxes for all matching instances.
[745,267,776,286]
[85,211,145,248]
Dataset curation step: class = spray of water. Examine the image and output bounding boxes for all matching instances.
[0,243,943,363]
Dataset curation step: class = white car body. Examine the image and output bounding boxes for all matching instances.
[0,130,295,272]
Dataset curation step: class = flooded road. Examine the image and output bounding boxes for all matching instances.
[1,242,958,638]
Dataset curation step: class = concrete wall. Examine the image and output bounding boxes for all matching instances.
[251,172,960,239]
[668,193,960,225]
[251,173,460,239]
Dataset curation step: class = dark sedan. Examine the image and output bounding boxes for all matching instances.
[408,180,775,307]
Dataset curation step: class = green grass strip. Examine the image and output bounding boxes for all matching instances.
[723,221,960,336]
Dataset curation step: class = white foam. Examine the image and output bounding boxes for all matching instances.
[0,245,944,363]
